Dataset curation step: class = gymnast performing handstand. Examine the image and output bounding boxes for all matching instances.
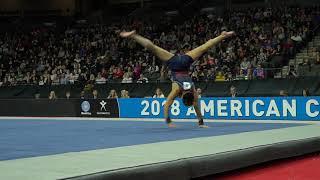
[120,30,234,128]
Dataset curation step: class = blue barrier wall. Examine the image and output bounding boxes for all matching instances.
[118,97,320,120]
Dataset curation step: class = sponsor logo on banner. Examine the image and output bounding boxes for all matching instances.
[81,101,91,115]
[97,100,111,115]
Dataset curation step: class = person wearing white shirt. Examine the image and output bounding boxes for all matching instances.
[95,73,106,84]
[291,33,302,42]
[121,72,133,83]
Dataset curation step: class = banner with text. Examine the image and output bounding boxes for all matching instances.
[117,97,320,120]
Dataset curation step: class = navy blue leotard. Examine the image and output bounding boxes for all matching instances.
[166,54,194,90]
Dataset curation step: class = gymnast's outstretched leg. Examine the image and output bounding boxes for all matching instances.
[186,31,235,60]
[121,30,179,127]
[120,30,174,61]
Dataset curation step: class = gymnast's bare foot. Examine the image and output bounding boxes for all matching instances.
[199,124,209,128]
[120,30,136,38]
[198,118,208,128]
[167,123,177,128]
[221,31,235,38]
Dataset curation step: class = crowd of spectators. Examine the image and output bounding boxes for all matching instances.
[0,6,319,88]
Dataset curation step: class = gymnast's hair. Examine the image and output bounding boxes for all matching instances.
[182,91,194,107]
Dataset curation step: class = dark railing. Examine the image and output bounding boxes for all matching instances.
[0,77,319,99]
[1,67,320,88]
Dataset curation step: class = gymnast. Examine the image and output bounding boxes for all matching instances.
[120,30,234,128]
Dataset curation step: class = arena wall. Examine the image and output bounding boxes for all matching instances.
[0,0,75,14]
[0,78,318,99]
[0,97,319,121]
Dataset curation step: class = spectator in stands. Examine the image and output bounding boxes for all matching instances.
[50,70,59,85]
[240,58,250,74]
[48,91,57,100]
[257,48,268,65]
[137,74,149,83]
[34,93,40,99]
[92,90,99,99]
[107,89,118,99]
[225,70,233,82]
[311,48,320,65]
[66,91,71,99]
[153,88,165,98]
[314,53,320,65]
[253,64,265,79]
[38,76,45,86]
[122,72,133,83]
[309,47,319,64]
[158,66,168,82]
[197,88,202,98]
[302,89,310,97]
[80,91,85,99]
[280,90,288,96]
[215,71,225,82]
[287,65,298,79]
[315,55,320,65]
[299,59,311,72]
[95,73,107,84]
[291,32,303,43]
[0,6,316,86]
[236,69,246,80]
[206,68,216,81]
[114,67,124,79]
[120,90,130,98]
[191,71,199,82]
[247,67,253,80]
[151,60,160,73]
[230,86,237,98]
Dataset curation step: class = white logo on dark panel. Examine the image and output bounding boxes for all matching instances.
[81,101,91,115]
[100,100,107,111]
[97,100,111,115]
[81,101,90,112]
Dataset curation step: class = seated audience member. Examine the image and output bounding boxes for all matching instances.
[49,91,57,100]
[108,89,118,99]
[120,90,130,98]
[253,64,265,79]
[230,86,237,97]
[122,72,133,83]
[92,89,99,99]
[215,71,226,82]
[197,88,202,98]
[287,65,298,78]
[302,88,310,97]
[137,74,149,83]
[34,93,40,99]
[280,90,288,96]
[66,91,71,99]
[153,88,165,98]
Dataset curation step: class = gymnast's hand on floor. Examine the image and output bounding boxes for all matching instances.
[120,30,136,38]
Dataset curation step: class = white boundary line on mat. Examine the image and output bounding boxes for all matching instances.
[0,116,319,124]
